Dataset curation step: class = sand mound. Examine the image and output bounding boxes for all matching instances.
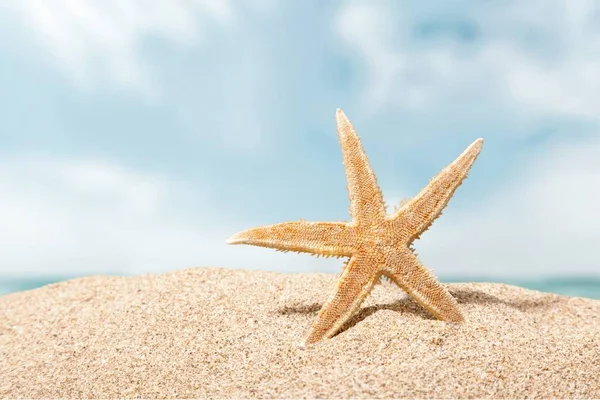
[1,267,599,398]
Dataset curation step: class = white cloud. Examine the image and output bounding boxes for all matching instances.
[416,134,600,278]
[334,1,411,112]
[0,142,597,281]
[0,154,336,278]
[2,0,235,96]
[334,0,600,122]
[333,0,600,279]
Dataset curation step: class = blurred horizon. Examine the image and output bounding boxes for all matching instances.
[3,272,600,300]
[0,1,598,295]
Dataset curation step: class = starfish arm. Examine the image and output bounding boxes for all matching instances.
[226,221,355,257]
[305,252,380,344]
[382,247,464,323]
[390,138,483,240]
[336,109,386,223]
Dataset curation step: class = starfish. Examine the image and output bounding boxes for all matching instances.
[227,109,483,345]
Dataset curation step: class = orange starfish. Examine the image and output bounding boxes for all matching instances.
[227,109,483,344]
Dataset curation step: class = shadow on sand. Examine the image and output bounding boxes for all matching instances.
[276,287,563,338]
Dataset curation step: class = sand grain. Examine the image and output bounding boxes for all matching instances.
[1,267,599,398]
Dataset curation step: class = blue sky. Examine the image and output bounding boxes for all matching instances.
[0,0,598,280]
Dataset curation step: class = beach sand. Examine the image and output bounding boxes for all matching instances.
[1,267,599,398]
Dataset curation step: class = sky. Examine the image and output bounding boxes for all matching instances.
[0,0,598,281]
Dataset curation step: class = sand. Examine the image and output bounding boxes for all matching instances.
[1,267,599,399]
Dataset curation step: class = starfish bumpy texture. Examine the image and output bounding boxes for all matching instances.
[227,109,483,345]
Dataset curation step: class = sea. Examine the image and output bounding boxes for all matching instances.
[1,275,600,299]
